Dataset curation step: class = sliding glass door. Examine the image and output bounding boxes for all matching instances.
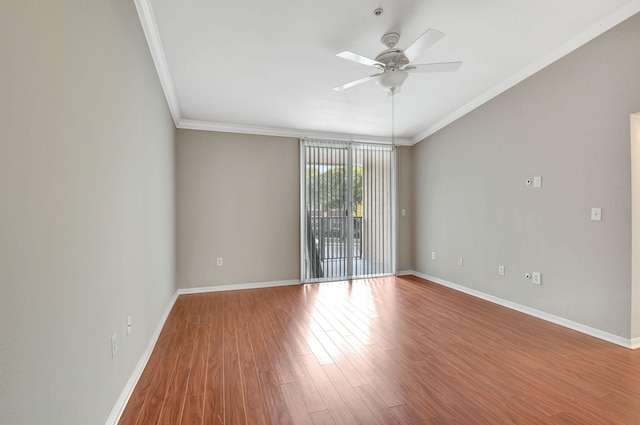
[301,139,395,282]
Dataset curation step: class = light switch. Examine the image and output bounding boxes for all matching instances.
[401,208,406,217]
[533,176,542,188]
[591,208,602,221]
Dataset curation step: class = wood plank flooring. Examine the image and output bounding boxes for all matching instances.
[118,276,640,424]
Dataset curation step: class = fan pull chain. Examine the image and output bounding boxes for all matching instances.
[391,87,396,147]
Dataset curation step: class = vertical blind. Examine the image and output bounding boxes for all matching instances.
[301,139,395,282]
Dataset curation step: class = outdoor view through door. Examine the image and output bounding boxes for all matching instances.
[301,139,395,282]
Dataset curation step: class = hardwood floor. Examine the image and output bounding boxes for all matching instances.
[118,276,640,424]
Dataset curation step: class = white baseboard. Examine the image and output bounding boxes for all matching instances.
[404,271,636,350]
[177,279,301,295]
[104,291,179,425]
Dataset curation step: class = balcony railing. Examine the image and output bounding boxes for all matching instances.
[310,216,362,260]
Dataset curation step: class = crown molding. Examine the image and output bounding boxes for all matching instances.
[134,0,182,126]
[411,0,640,144]
[177,119,413,145]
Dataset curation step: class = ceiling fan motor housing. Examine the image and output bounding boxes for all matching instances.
[375,50,410,69]
[376,32,410,68]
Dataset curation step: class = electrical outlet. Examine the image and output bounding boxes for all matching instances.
[532,272,541,285]
[127,316,132,335]
[111,333,118,358]
[431,252,436,260]
[498,265,505,276]
[216,257,223,266]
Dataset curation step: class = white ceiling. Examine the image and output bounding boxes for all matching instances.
[137,0,640,145]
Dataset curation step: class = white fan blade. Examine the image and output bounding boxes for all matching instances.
[337,51,384,69]
[405,62,462,73]
[333,73,381,91]
[403,29,445,62]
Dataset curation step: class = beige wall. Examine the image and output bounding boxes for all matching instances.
[411,12,640,338]
[176,130,300,288]
[0,1,176,424]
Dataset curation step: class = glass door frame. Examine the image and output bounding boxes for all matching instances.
[300,139,397,283]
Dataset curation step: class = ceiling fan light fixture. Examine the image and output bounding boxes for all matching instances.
[376,69,408,91]
[333,28,461,92]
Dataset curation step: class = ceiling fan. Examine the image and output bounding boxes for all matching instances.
[334,29,462,93]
